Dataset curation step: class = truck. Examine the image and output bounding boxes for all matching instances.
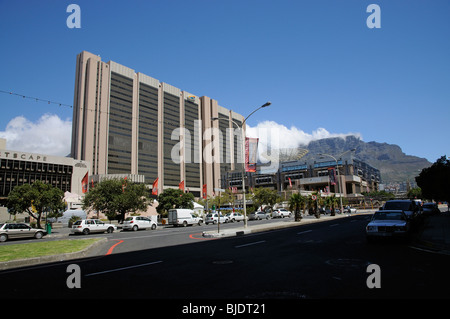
[168,209,203,227]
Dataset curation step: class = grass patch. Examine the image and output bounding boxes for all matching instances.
[0,238,102,262]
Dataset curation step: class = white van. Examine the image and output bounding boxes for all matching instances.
[168,209,203,227]
[57,210,87,226]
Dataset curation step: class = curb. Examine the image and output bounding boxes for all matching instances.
[0,237,107,271]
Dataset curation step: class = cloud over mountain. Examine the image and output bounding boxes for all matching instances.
[246,120,362,150]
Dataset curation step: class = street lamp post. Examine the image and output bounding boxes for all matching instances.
[212,101,271,228]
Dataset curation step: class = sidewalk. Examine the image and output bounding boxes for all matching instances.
[412,211,450,255]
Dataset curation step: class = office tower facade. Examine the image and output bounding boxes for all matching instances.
[71,51,245,197]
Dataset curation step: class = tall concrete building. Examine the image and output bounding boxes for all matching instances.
[71,51,245,197]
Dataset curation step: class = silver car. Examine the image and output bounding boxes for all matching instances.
[366,210,410,242]
[249,211,271,220]
[0,223,47,242]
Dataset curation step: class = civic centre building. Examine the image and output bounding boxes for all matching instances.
[0,138,90,200]
[71,51,245,198]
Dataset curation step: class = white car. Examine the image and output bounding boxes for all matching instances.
[225,212,245,222]
[366,210,410,242]
[71,219,117,235]
[272,208,292,218]
[205,213,228,225]
[122,216,157,231]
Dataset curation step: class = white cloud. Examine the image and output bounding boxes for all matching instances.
[0,114,72,156]
[246,120,362,150]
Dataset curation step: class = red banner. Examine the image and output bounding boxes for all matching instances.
[81,172,88,193]
[202,184,207,199]
[179,180,185,192]
[245,137,259,172]
[152,178,159,195]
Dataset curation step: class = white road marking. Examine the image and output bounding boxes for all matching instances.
[235,240,266,248]
[297,230,313,235]
[85,261,163,277]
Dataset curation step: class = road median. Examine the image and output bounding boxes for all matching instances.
[202,211,374,238]
[0,237,107,271]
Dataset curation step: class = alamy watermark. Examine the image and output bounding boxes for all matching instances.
[66,4,81,29]
[366,263,381,289]
[169,122,282,172]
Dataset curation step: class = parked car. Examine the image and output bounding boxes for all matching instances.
[366,210,410,242]
[249,211,271,220]
[272,208,292,218]
[225,212,245,222]
[205,212,228,225]
[0,223,47,242]
[168,209,203,227]
[381,200,422,220]
[344,206,357,214]
[71,219,117,235]
[422,203,440,215]
[122,216,157,231]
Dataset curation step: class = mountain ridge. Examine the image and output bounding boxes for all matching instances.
[298,135,431,184]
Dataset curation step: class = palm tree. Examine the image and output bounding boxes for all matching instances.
[324,195,339,216]
[289,193,305,222]
[307,192,320,218]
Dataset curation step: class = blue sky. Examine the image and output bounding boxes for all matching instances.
[0,0,449,162]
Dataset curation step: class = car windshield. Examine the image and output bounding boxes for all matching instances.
[73,220,82,226]
[384,201,413,210]
[125,217,133,221]
[372,212,405,220]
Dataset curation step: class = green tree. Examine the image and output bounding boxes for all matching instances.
[156,188,194,217]
[407,187,422,200]
[288,193,305,221]
[416,155,450,202]
[82,178,149,223]
[7,180,65,228]
[251,187,281,213]
[307,192,320,218]
[324,195,339,216]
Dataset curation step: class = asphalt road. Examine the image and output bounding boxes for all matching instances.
[1,214,450,301]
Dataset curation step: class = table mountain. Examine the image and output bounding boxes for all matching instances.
[298,135,431,184]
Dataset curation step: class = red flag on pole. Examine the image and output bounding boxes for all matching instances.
[152,178,159,195]
[179,180,185,192]
[81,172,88,194]
[202,184,207,199]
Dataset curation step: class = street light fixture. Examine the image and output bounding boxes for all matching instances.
[211,101,271,228]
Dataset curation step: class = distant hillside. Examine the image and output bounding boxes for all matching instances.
[298,136,432,184]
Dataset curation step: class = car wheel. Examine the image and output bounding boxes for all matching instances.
[132,225,139,231]
[183,221,188,227]
[82,228,90,235]
[107,227,114,233]
[0,234,8,242]
[34,231,44,239]
[198,220,203,226]
[151,224,157,230]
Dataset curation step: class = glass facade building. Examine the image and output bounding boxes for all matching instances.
[71,51,245,197]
